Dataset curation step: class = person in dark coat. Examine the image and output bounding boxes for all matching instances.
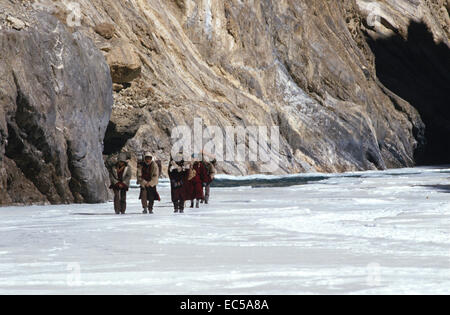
[108,154,132,214]
[168,155,188,213]
[139,152,160,214]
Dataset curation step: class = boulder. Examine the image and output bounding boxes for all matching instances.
[106,39,142,84]
[6,16,25,30]
[94,22,115,39]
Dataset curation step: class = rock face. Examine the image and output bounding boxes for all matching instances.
[68,0,448,174]
[0,13,113,205]
[358,0,450,165]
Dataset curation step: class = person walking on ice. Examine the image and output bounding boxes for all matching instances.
[108,153,132,214]
[168,153,188,213]
[139,152,160,214]
[186,154,207,208]
[200,151,217,205]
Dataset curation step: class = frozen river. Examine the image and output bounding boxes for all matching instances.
[0,167,449,294]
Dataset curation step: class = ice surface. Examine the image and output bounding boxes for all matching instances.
[0,167,449,294]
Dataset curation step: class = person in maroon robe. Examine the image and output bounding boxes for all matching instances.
[185,154,207,208]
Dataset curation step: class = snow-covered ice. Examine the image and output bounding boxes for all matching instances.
[0,167,449,294]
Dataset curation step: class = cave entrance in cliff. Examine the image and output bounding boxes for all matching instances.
[103,121,135,156]
[367,21,450,165]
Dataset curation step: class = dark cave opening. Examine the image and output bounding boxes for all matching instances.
[103,121,135,156]
[366,21,450,165]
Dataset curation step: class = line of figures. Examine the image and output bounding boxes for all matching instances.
[107,151,217,215]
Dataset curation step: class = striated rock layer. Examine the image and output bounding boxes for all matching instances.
[0,0,449,205]
[72,0,447,174]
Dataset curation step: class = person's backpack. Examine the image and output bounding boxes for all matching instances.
[202,161,213,175]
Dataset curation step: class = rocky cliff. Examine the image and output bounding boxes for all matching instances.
[0,0,449,205]
[0,9,113,205]
[76,0,448,174]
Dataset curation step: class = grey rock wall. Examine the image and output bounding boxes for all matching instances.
[0,13,113,205]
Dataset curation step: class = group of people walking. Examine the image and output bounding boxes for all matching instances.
[108,151,217,215]
[168,152,217,213]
